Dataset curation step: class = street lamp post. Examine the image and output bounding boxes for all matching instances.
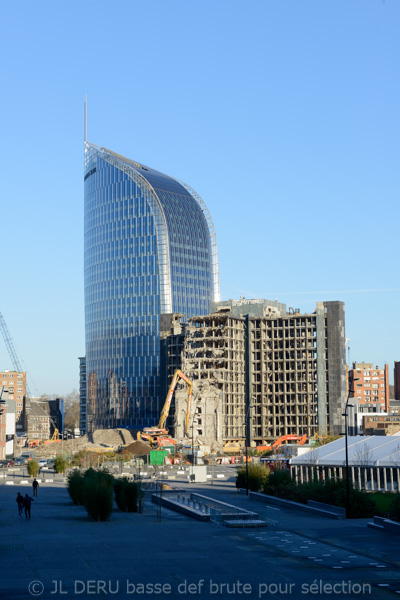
[342,377,359,519]
[191,418,197,480]
[245,400,253,496]
[192,421,194,468]
[245,442,249,496]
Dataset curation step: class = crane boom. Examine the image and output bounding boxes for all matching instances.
[158,369,193,436]
[0,313,23,372]
[0,312,32,398]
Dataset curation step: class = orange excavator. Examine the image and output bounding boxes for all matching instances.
[138,369,193,447]
[256,434,307,453]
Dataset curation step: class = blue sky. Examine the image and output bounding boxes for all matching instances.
[0,0,398,395]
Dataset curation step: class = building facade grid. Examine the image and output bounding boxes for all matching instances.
[84,142,219,429]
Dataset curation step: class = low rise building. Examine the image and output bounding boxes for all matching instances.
[23,397,62,443]
[363,414,400,436]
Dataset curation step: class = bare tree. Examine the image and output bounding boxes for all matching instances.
[39,389,80,432]
[351,442,373,467]
[63,390,80,432]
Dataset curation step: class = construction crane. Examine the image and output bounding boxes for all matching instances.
[0,312,33,398]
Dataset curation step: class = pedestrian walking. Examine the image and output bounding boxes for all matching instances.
[32,478,39,497]
[16,492,24,518]
[23,494,34,520]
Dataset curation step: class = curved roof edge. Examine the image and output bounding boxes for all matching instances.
[85,141,220,304]
[173,177,220,303]
[84,141,173,313]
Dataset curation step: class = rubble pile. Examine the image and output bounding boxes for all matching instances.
[91,428,136,447]
[30,429,138,458]
[123,440,152,456]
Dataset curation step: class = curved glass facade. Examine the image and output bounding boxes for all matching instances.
[84,142,219,429]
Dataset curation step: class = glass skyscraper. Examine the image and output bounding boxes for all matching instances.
[84,142,219,430]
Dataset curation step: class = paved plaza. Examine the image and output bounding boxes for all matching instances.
[1,470,400,599]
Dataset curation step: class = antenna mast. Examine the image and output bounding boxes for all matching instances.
[84,94,87,142]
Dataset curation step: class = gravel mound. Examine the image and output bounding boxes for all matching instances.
[92,429,136,447]
[123,440,152,455]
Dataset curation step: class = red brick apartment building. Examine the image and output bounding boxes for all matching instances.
[0,370,26,430]
[348,362,389,411]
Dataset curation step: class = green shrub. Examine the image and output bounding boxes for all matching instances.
[114,477,127,510]
[84,480,113,521]
[87,467,113,488]
[389,494,400,522]
[347,488,375,519]
[70,451,118,468]
[67,469,85,505]
[54,455,68,473]
[27,460,39,478]
[82,468,114,521]
[70,450,98,468]
[263,468,292,496]
[121,482,139,512]
[236,463,269,492]
[369,492,393,517]
[114,477,139,512]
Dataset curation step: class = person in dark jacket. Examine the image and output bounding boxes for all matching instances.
[23,494,34,520]
[32,478,39,497]
[16,493,24,518]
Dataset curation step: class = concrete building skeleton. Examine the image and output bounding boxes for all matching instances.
[170,299,346,446]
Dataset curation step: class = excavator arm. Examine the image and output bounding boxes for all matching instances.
[184,380,193,438]
[158,369,193,437]
[257,434,308,452]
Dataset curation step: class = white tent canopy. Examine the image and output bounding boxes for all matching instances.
[290,435,400,468]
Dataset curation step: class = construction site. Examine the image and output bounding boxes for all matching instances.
[157,299,347,456]
[2,299,347,462]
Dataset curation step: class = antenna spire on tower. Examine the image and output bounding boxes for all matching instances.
[84,95,87,142]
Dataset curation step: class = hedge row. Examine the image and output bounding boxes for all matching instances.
[263,470,375,518]
[67,468,140,521]
[114,477,139,512]
[236,464,269,492]
[236,466,376,518]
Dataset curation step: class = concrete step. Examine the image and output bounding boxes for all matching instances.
[224,519,268,528]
